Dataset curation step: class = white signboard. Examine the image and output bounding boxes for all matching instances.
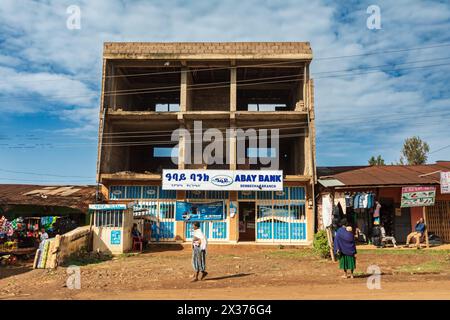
[441,171,450,194]
[89,203,133,210]
[162,169,283,191]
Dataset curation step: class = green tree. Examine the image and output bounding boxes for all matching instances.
[400,136,430,165]
[368,155,385,166]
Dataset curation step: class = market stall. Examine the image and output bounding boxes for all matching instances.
[0,215,78,265]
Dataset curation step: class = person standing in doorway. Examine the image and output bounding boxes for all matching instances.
[334,219,357,279]
[191,221,208,282]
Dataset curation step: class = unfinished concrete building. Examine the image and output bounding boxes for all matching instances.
[97,42,316,244]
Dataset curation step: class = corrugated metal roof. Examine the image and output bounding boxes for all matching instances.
[318,178,345,188]
[317,161,450,187]
[0,184,97,212]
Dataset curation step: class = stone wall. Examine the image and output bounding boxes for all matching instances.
[34,226,91,269]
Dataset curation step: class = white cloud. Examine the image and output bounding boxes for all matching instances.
[0,0,449,165]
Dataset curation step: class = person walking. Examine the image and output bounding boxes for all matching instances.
[334,219,357,279]
[191,221,208,282]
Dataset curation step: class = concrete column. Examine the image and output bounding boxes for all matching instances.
[178,124,186,170]
[304,128,311,176]
[229,191,239,242]
[175,191,186,241]
[230,66,237,112]
[180,67,188,112]
[303,63,310,111]
[229,121,237,170]
[305,183,315,244]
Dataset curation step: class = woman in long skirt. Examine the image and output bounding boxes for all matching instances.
[334,219,357,278]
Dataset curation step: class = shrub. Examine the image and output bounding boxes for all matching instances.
[313,230,331,259]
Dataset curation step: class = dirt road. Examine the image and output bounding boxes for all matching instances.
[1,245,449,300]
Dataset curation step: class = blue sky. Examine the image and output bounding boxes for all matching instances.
[0,0,449,184]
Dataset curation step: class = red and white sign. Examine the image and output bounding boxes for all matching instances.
[441,172,450,194]
[401,186,436,207]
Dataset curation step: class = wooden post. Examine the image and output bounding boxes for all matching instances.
[88,210,94,252]
[423,206,429,248]
[326,227,336,262]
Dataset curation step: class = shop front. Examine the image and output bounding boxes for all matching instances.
[103,170,313,244]
[317,162,450,245]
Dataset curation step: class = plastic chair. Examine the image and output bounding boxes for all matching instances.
[132,236,143,252]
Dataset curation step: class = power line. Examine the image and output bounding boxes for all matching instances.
[4,42,450,83]
[430,144,450,154]
[98,108,450,137]
[3,58,445,104]
[3,114,450,148]
[0,177,95,183]
[1,54,450,104]
[0,168,94,179]
[99,56,450,95]
[98,59,450,96]
[3,107,449,142]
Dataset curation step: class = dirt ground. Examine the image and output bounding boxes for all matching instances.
[1,245,449,300]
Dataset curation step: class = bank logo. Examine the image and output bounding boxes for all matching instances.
[211,175,233,187]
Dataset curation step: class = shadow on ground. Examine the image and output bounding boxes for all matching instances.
[205,273,253,281]
[0,264,34,280]
[352,272,392,279]
[145,244,185,253]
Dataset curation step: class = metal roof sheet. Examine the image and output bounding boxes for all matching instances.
[0,184,97,212]
[317,161,450,187]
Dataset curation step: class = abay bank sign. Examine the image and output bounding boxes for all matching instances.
[162,169,283,191]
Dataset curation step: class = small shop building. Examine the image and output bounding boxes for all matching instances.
[0,184,96,252]
[0,184,96,225]
[316,161,450,244]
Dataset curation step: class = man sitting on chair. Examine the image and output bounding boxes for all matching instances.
[132,223,147,249]
[405,218,426,248]
[380,223,397,247]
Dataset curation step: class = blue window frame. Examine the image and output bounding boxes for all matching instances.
[290,187,305,200]
[109,186,126,199]
[142,186,158,199]
[238,191,256,200]
[126,186,142,199]
[274,187,289,200]
[158,186,176,199]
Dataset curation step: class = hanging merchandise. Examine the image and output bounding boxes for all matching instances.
[333,193,347,215]
[361,193,368,208]
[373,217,380,225]
[41,216,58,232]
[353,193,360,209]
[373,201,381,217]
[351,192,376,210]
[345,193,353,208]
[373,201,381,225]
[10,217,24,231]
[0,218,14,237]
[367,193,374,208]
[321,194,333,228]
